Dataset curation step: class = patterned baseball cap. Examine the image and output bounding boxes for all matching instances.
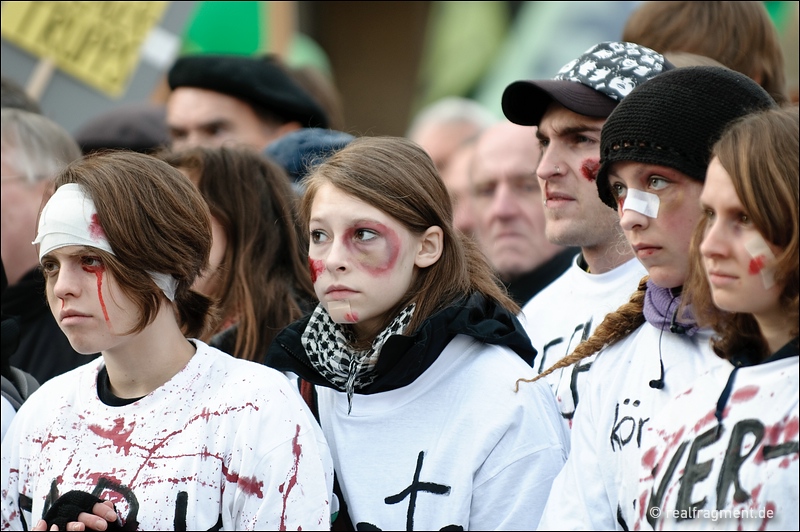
[502,41,673,126]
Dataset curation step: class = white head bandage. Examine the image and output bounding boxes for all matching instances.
[623,188,660,218]
[33,183,114,259]
[33,183,178,301]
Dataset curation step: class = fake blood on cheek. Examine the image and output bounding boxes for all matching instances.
[308,257,324,283]
[580,159,600,182]
[83,264,110,323]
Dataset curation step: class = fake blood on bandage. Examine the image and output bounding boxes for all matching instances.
[749,255,767,275]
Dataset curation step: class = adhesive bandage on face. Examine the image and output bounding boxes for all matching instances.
[623,188,660,218]
[33,183,178,301]
[328,300,356,323]
[744,234,777,290]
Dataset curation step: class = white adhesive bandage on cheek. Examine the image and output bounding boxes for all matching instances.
[328,300,356,323]
[33,183,115,259]
[623,188,660,218]
[744,234,777,290]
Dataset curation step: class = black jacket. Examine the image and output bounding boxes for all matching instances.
[2,268,99,383]
[264,292,537,393]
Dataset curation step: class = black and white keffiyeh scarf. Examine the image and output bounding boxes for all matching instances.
[301,303,416,413]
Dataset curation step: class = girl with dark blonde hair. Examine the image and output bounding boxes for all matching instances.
[1,151,333,530]
[160,146,315,362]
[626,105,798,530]
[532,67,778,530]
[265,136,568,530]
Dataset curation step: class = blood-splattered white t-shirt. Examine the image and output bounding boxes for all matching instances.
[537,323,732,531]
[1,341,333,531]
[621,351,798,531]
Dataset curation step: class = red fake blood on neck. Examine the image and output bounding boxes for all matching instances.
[580,159,600,182]
[308,257,324,283]
[83,264,110,323]
[749,255,766,275]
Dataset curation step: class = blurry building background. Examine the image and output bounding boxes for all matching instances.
[2,1,798,137]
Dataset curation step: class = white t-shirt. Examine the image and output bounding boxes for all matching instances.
[622,355,799,531]
[520,255,647,429]
[537,323,732,531]
[316,334,570,531]
[1,341,334,531]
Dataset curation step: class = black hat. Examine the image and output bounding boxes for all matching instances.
[596,66,777,209]
[168,54,329,129]
[502,42,672,126]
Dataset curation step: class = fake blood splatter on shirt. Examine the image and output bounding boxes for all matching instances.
[88,417,136,455]
[279,424,303,531]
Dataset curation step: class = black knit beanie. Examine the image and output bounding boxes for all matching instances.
[596,66,777,209]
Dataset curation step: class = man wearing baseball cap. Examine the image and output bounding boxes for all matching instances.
[166,54,329,152]
[502,42,672,430]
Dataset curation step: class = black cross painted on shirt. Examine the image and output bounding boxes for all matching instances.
[384,450,452,531]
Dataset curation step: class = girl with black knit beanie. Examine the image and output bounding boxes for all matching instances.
[625,106,799,530]
[532,67,778,530]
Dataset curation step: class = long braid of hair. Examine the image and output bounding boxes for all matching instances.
[515,275,650,392]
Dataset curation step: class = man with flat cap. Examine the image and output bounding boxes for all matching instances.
[501,42,672,431]
[166,54,329,151]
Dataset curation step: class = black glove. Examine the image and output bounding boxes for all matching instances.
[43,491,122,531]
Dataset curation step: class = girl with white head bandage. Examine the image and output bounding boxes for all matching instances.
[1,151,334,531]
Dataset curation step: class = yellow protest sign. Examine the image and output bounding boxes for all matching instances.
[1,1,168,98]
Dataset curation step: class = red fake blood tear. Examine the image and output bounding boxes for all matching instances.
[308,257,324,283]
[749,255,766,275]
[345,311,359,322]
[279,424,303,530]
[580,159,600,182]
[89,213,106,241]
[83,264,110,323]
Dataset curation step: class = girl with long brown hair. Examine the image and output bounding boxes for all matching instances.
[627,105,798,530]
[265,136,568,530]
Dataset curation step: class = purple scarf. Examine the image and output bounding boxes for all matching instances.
[642,279,699,336]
